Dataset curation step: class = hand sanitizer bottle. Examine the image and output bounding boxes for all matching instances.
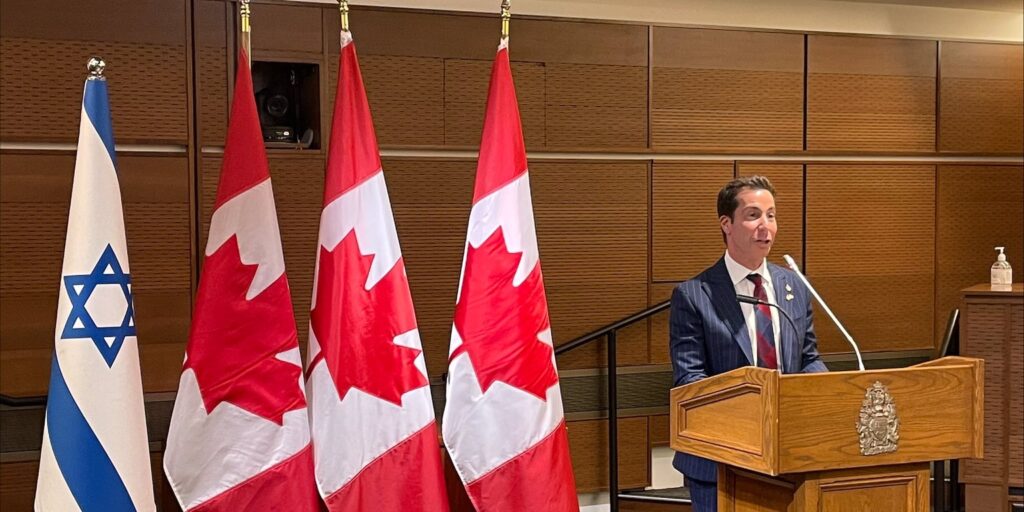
[991,246,1012,291]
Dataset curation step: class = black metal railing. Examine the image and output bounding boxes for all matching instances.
[932,308,963,512]
[1,300,672,512]
[3,303,967,512]
[554,299,671,512]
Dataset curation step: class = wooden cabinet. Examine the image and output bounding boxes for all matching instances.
[960,284,1024,511]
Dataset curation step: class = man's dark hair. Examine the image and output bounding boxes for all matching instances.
[717,175,776,221]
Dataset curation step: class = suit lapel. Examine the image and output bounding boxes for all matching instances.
[769,264,797,373]
[703,258,754,366]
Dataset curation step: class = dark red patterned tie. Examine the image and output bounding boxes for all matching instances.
[746,274,778,369]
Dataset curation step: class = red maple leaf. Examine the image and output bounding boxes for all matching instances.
[452,228,558,401]
[308,230,427,406]
[185,236,306,425]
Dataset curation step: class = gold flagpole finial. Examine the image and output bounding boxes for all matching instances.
[339,0,350,33]
[500,0,511,39]
[87,57,107,81]
[240,0,252,66]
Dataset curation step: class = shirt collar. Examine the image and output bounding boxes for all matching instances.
[724,250,770,287]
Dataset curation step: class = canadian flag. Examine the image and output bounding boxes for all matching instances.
[304,30,449,511]
[442,38,579,511]
[163,49,319,511]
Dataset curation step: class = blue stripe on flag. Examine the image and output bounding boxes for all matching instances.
[82,80,118,167]
[45,354,137,512]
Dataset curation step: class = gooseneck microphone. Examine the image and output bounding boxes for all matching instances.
[782,254,866,371]
[736,294,799,356]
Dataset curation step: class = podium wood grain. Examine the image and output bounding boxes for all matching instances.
[671,358,982,476]
[777,358,982,473]
[672,357,983,511]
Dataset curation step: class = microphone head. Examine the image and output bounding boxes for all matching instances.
[736,294,761,305]
[782,254,800,272]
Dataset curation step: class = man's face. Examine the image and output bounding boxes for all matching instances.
[720,187,777,267]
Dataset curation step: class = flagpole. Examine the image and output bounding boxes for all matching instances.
[339,0,349,33]
[500,0,510,40]
[87,57,106,81]
[240,0,252,66]
[36,54,158,511]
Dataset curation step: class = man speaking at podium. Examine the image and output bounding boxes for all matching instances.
[669,176,828,512]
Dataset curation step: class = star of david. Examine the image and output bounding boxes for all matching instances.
[61,244,136,367]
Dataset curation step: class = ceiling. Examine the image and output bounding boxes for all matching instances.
[839,0,1024,12]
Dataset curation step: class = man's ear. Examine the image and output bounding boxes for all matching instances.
[719,215,732,236]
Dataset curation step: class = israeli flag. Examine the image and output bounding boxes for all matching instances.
[35,62,156,512]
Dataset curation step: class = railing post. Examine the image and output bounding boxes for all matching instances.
[949,459,960,511]
[932,461,945,512]
[608,329,618,512]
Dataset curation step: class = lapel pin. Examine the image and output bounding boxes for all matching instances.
[785,293,794,301]
[785,284,792,292]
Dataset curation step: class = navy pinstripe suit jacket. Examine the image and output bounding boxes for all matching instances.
[669,257,828,482]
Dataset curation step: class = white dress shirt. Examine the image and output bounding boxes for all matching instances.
[723,251,783,371]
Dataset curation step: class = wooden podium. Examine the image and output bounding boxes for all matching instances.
[669,356,984,511]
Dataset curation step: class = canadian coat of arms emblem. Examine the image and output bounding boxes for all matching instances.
[857,381,900,456]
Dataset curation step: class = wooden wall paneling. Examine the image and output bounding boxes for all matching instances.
[960,301,1011,490]
[507,16,650,152]
[965,485,1013,512]
[325,34,338,146]
[735,162,805,268]
[518,19,649,150]
[355,54,444,146]
[345,9,647,65]
[530,161,649,369]
[0,460,39,511]
[198,155,221,244]
[805,164,936,354]
[651,161,734,282]
[651,28,804,152]
[0,150,68,395]
[269,155,327,356]
[568,416,650,492]
[195,0,229,147]
[0,0,190,145]
[807,35,936,152]
[649,413,670,447]
[543,60,648,149]
[341,9,496,61]
[0,153,192,396]
[443,59,546,149]
[121,155,193,392]
[1007,301,1024,489]
[513,18,648,67]
[327,10,468,147]
[323,5,340,147]
[1011,303,1024,491]
[321,4,346,147]
[383,158,476,377]
[939,42,1024,154]
[648,281,676,365]
[249,2,323,56]
[936,165,1024,340]
[183,0,199,308]
[331,9,647,150]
